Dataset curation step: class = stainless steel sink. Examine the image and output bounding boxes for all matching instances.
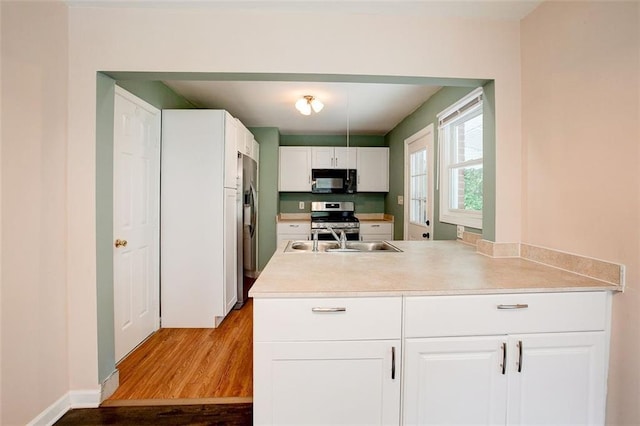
[284,240,402,253]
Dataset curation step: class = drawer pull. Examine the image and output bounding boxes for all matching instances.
[371,224,380,228]
[497,304,529,310]
[290,224,300,228]
[501,342,507,375]
[391,346,396,379]
[311,307,346,313]
[517,340,523,373]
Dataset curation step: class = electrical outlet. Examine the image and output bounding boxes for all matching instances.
[456,225,464,239]
[299,201,305,210]
[397,195,404,205]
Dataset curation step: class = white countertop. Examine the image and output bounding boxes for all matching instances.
[249,240,621,298]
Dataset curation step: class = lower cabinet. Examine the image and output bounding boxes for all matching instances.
[276,221,311,245]
[254,340,401,425]
[360,222,393,241]
[253,292,611,425]
[403,332,606,425]
[254,296,403,426]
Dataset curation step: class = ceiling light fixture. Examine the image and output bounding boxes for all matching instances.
[295,95,324,116]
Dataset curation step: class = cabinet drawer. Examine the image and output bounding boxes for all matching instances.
[405,291,608,338]
[254,297,402,342]
[360,222,393,234]
[277,221,310,233]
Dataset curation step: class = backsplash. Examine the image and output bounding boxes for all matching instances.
[279,193,385,213]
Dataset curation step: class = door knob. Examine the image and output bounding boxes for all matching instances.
[115,239,128,248]
[422,233,430,239]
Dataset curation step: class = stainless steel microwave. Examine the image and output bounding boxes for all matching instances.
[311,169,357,194]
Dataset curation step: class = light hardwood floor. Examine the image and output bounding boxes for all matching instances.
[106,299,253,402]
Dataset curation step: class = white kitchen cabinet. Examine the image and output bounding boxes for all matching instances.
[506,332,606,425]
[161,110,240,328]
[311,146,357,169]
[255,340,400,426]
[224,116,238,188]
[402,292,609,425]
[236,118,253,158]
[357,147,389,192]
[278,147,312,192]
[404,336,508,425]
[254,297,402,426]
[360,221,393,241]
[276,220,311,245]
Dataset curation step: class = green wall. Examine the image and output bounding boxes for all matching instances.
[385,85,495,240]
[96,73,116,384]
[250,127,280,271]
[280,134,386,147]
[278,134,387,214]
[95,75,194,383]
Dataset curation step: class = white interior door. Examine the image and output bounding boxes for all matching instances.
[113,87,161,362]
[404,124,434,240]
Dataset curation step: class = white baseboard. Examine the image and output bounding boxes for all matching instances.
[101,369,120,402]
[27,389,100,426]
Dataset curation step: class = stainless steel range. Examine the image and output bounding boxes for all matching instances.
[311,201,360,241]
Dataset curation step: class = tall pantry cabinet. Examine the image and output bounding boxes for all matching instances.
[161,110,239,328]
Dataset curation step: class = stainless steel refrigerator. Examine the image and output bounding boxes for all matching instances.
[235,153,258,309]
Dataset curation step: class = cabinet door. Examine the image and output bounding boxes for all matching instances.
[311,146,335,168]
[506,332,606,425]
[255,340,400,425]
[279,147,312,191]
[357,147,389,192]
[403,336,507,425]
[224,114,238,189]
[223,188,238,315]
[334,147,357,169]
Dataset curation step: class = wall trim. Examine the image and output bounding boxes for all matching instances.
[101,369,120,402]
[476,239,520,258]
[27,389,100,426]
[521,243,625,288]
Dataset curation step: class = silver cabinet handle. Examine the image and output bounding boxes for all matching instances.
[371,224,380,228]
[391,346,396,380]
[517,340,523,372]
[497,304,529,310]
[311,307,346,313]
[501,342,507,375]
[290,224,299,228]
[335,157,338,167]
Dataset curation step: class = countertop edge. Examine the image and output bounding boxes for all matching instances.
[250,284,621,299]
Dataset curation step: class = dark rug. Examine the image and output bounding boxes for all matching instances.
[54,403,252,426]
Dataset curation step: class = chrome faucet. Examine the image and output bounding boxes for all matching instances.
[312,230,319,252]
[326,226,348,250]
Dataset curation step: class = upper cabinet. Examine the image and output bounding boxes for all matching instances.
[236,118,257,159]
[357,147,389,192]
[279,147,312,192]
[312,147,357,169]
[279,146,388,193]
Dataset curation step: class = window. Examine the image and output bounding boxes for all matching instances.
[409,149,427,225]
[438,88,483,229]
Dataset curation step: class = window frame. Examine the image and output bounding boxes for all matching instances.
[437,88,484,229]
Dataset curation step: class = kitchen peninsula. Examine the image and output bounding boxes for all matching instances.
[250,240,621,425]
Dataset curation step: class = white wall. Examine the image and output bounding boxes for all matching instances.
[521,1,640,423]
[0,1,69,424]
[65,4,524,393]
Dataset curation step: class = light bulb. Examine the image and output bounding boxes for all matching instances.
[295,97,312,115]
[310,98,324,113]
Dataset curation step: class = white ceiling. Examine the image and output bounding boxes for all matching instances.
[164,80,443,135]
[126,0,542,135]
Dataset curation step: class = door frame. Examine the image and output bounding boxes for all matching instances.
[403,124,434,240]
[113,85,161,360]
